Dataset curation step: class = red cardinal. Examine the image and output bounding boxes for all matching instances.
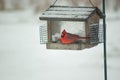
[61,29,90,44]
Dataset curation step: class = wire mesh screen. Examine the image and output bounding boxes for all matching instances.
[89,23,99,44]
[39,25,48,44]
[98,24,104,43]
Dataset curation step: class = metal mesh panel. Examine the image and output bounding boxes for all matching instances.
[39,25,48,44]
[89,23,99,44]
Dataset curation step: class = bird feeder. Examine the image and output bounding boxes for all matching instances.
[39,6,103,50]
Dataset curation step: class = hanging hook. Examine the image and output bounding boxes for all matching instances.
[51,0,95,7]
[46,0,95,11]
[89,0,95,7]
[51,0,58,6]
[46,0,58,11]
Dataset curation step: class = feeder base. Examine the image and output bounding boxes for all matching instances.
[46,43,97,50]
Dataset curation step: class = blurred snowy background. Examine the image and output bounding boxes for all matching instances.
[0,0,120,80]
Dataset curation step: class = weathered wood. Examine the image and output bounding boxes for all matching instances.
[50,5,96,8]
[49,6,95,11]
[47,20,52,42]
[85,21,90,48]
[47,43,83,50]
[40,17,87,21]
[40,15,88,20]
[46,42,97,50]
[40,6,102,21]
[43,11,91,16]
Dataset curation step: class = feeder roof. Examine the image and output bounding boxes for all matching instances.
[40,6,103,21]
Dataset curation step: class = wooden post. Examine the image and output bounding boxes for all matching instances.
[85,21,89,48]
[47,20,52,42]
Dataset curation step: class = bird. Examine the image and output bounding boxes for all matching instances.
[60,29,90,44]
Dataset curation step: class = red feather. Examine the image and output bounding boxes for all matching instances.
[61,29,90,44]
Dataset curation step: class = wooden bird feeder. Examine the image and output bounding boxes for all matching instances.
[39,6,103,50]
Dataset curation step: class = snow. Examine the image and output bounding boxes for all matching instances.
[49,6,95,11]
[40,6,95,20]
[0,9,120,80]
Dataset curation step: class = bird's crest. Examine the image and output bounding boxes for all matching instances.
[62,29,67,34]
[61,29,67,37]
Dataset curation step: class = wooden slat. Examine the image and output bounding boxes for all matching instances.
[49,6,95,12]
[40,14,88,21]
[50,5,95,8]
[41,14,88,18]
[43,11,91,15]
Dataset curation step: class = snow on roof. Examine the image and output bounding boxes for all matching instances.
[40,6,102,21]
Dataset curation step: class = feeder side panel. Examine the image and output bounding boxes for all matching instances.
[88,13,100,47]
